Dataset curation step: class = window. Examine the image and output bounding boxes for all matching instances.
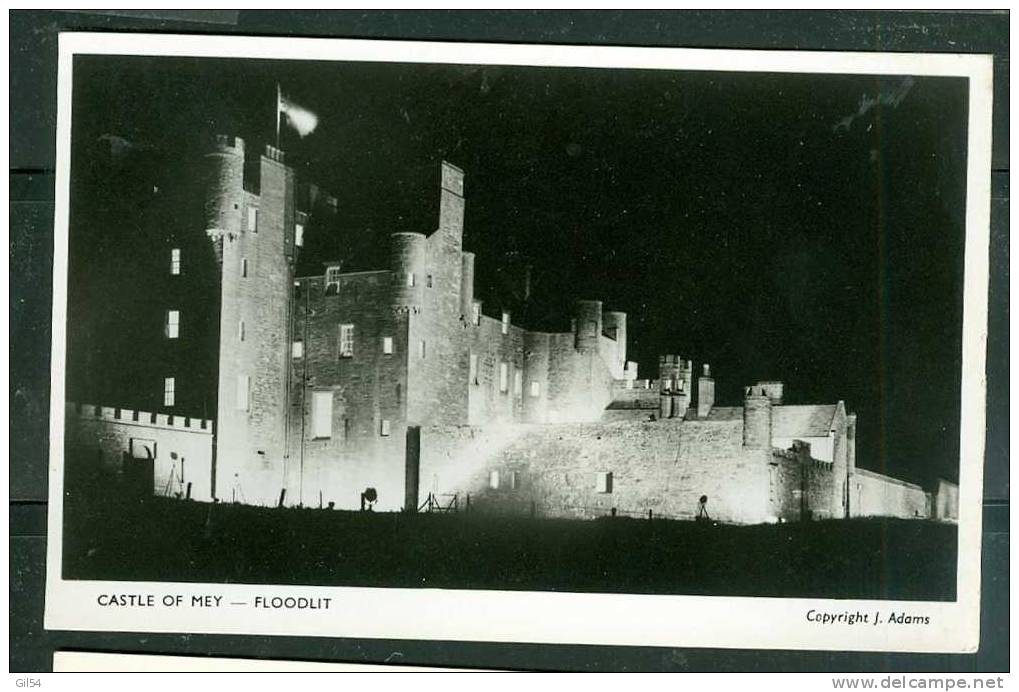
[382,337,394,355]
[170,248,181,275]
[292,340,304,358]
[419,340,426,359]
[472,302,481,326]
[499,362,509,393]
[501,311,510,335]
[238,320,245,342]
[596,471,613,494]
[489,470,500,489]
[405,272,415,287]
[426,274,433,288]
[241,258,248,278]
[380,419,391,437]
[325,266,341,293]
[508,470,519,490]
[338,324,354,358]
[343,417,350,440]
[165,310,180,339]
[513,368,523,397]
[295,223,304,247]
[236,375,250,411]
[469,353,478,385]
[312,390,332,438]
[247,207,258,231]
[530,381,541,398]
[163,377,175,407]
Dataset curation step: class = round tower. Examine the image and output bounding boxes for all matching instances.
[573,300,603,352]
[390,232,426,311]
[203,135,245,265]
[743,384,773,449]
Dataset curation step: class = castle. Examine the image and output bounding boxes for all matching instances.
[64,135,959,523]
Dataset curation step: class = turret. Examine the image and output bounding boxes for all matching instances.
[697,363,715,418]
[203,135,245,266]
[390,232,427,312]
[573,300,603,352]
[743,384,773,449]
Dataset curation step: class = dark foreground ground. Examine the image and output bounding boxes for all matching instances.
[63,491,958,600]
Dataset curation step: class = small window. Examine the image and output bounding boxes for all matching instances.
[238,320,245,342]
[170,248,181,275]
[382,337,394,355]
[312,390,332,439]
[508,470,519,490]
[405,272,415,287]
[247,207,258,232]
[343,417,350,440]
[325,266,341,293]
[472,303,481,326]
[241,258,248,278]
[426,274,433,288]
[596,471,613,494]
[292,340,304,358]
[165,310,180,339]
[163,377,175,407]
[501,311,510,335]
[499,362,509,393]
[513,368,523,397]
[295,223,304,247]
[236,375,250,411]
[419,340,427,359]
[380,419,391,437]
[530,381,541,398]
[338,324,354,358]
[489,470,500,489]
[469,353,478,385]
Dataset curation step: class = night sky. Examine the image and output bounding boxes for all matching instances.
[70,53,970,487]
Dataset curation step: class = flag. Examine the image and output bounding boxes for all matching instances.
[277,85,318,138]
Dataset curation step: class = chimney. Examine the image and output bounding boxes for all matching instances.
[697,363,715,418]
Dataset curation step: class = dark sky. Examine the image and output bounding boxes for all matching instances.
[71,54,970,487]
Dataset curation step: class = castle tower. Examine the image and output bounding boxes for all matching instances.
[742,384,773,449]
[438,161,465,248]
[573,300,603,352]
[203,135,245,266]
[697,363,715,418]
[390,232,427,313]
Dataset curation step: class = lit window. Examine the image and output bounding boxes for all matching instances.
[238,320,245,342]
[382,337,394,355]
[509,470,518,490]
[247,207,258,231]
[170,248,181,275]
[312,390,332,438]
[469,353,478,384]
[325,266,341,293]
[241,258,248,278]
[501,311,510,335]
[165,310,180,339]
[596,471,613,494]
[419,340,426,359]
[405,273,415,287]
[236,375,250,411]
[163,377,175,407]
[338,324,354,358]
[530,381,541,397]
[489,470,500,489]
[513,368,523,397]
[472,302,481,326]
[295,223,304,247]
[292,340,303,358]
[499,362,508,393]
[380,419,391,437]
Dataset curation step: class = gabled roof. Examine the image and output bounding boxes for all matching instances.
[772,404,838,438]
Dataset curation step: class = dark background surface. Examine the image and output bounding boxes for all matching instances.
[10,9,1009,672]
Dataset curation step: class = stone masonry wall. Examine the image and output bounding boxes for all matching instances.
[851,467,929,519]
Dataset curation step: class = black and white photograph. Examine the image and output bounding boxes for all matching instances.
[43,33,993,652]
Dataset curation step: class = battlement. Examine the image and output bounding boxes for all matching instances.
[67,402,214,435]
[263,144,285,164]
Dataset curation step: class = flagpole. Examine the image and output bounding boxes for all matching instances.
[275,83,281,149]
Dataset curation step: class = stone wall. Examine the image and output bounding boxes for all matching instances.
[420,418,774,524]
[769,442,837,521]
[65,403,214,501]
[851,467,929,519]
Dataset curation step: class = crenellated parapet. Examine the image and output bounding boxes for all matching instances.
[68,402,214,434]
